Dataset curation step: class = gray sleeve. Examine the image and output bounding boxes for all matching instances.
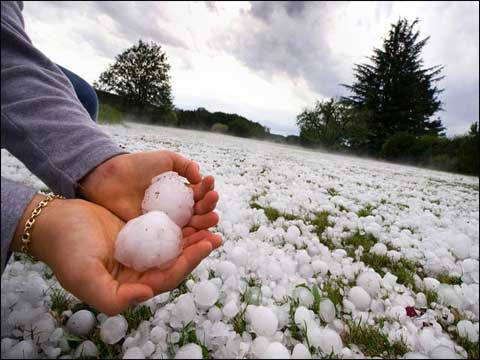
[1,1,125,198]
[1,177,37,272]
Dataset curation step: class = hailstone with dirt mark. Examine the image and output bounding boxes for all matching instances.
[114,211,183,272]
[142,171,194,227]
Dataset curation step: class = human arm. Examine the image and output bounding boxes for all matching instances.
[8,193,223,315]
[1,1,125,197]
[0,177,37,271]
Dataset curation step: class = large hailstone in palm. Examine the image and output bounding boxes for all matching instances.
[142,171,194,227]
[114,211,183,272]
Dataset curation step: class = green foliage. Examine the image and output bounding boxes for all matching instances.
[249,224,260,233]
[122,305,153,331]
[176,108,268,139]
[211,122,229,134]
[98,103,124,124]
[321,280,343,307]
[231,306,248,335]
[437,273,462,285]
[297,98,372,151]
[310,211,334,249]
[49,288,73,316]
[95,39,174,113]
[343,232,378,259]
[380,127,479,175]
[361,253,422,288]
[357,204,375,217]
[249,201,301,222]
[342,18,445,154]
[455,334,479,359]
[343,319,410,358]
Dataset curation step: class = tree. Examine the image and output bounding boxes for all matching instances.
[297,98,345,148]
[296,98,371,151]
[342,18,445,154]
[94,40,174,114]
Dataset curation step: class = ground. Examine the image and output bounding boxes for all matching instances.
[1,122,479,359]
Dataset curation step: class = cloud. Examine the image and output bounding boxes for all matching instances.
[212,1,478,135]
[20,1,478,136]
[90,1,187,49]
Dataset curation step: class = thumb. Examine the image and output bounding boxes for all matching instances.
[78,261,154,316]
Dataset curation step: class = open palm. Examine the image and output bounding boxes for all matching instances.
[37,199,222,315]
[79,150,220,233]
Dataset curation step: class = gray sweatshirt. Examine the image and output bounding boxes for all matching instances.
[1,1,125,271]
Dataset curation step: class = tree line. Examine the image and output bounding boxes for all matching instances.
[296,18,478,175]
[94,19,478,175]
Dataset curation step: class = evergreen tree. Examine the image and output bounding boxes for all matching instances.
[342,18,445,154]
[94,40,174,113]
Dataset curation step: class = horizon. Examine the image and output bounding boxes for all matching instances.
[23,1,479,137]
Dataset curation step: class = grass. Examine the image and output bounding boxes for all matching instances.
[310,211,335,250]
[321,280,344,307]
[327,188,340,196]
[343,319,410,358]
[286,296,305,342]
[49,288,73,316]
[231,306,248,335]
[122,305,153,331]
[249,200,302,222]
[357,204,375,217]
[13,252,36,263]
[177,321,210,358]
[295,283,322,314]
[453,333,479,359]
[97,103,124,124]
[249,224,260,232]
[170,273,197,300]
[343,232,378,258]
[360,252,423,288]
[437,273,462,285]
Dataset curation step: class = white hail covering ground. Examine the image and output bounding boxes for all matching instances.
[1,122,479,359]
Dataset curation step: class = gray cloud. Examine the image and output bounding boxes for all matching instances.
[213,1,478,135]
[91,1,186,49]
[214,1,342,97]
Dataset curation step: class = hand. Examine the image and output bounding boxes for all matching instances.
[78,151,219,231]
[12,195,223,315]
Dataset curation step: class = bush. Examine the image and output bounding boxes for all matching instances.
[211,123,229,134]
[98,103,124,124]
[381,132,419,161]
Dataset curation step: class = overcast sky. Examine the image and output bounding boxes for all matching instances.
[22,1,479,136]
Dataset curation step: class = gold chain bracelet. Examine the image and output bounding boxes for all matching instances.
[21,194,65,254]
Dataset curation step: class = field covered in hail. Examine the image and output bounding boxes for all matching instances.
[1,121,479,359]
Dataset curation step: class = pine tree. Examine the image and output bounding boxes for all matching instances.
[342,18,445,154]
[94,40,174,113]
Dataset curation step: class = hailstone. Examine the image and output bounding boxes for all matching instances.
[142,171,194,227]
[114,211,182,272]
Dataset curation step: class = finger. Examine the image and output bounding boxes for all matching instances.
[209,233,223,250]
[194,191,219,215]
[169,152,202,184]
[182,230,211,248]
[76,261,153,316]
[182,227,196,237]
[187,212,219,230]
[141,240,213,293]
[183,231,223,249]
[193,176,215,201]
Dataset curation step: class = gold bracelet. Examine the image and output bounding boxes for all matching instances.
[21,194,65,254]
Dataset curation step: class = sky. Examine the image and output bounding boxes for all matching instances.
[21,1,479,136]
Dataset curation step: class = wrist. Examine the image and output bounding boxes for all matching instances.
[77,154,125,200]
[11,194,67,263]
